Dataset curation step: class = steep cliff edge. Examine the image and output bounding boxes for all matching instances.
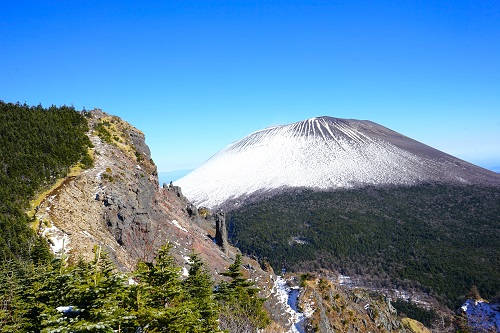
[35,109,236,274]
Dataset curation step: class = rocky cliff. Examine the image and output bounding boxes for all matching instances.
[298,277,412,333]
[35,109,234,273]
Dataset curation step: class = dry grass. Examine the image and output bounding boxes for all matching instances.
[27,164,83,221]
[402,318,431,333]
[259,321,288,333]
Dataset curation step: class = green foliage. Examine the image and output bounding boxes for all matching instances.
[101,172,114,182]
[133,243,198,332]
[80,152,94,169]
[0,253,131,332]
[183,253,220,333]
[300,273,315,287]
[134,150,143,162]
[0,244,231,332]
[392,299,437,328]
[95,122,113,144]
[216,254,270,332]
[0,101,92,262]
[39,249,134,332]
[227,185,500,308]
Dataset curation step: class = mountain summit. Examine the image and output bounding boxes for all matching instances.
[176,116,500,208]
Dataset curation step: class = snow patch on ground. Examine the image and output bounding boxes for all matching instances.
[271,276,311,333]
[41,223,70,256]
[289,237,308,245]
[170,219,188,232]
[461,299,500,332]
[338,274,351,286]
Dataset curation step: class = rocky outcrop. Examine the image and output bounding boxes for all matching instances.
[214,211,228,255]
[296,277,413,333]
[36,110,164,269]
[164,181,185,199]
[34,109,272,279]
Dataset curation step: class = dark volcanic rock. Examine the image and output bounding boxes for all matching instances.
[215,211,228,255]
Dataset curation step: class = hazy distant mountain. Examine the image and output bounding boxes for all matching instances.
[177,116,500,208]
[158,169,193,185]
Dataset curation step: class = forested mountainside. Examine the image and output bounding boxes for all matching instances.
[0,101,93,262]
[227,185,500,310]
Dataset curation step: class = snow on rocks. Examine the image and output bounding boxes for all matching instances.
[271,276,311,333]
[170,219,188,232]
[40,222,70,256]
[461,299,500,332]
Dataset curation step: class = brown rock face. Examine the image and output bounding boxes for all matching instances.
[36,109,162,269]
[35,111,194,268]
[297,277,413,333]
[34,109,267,277]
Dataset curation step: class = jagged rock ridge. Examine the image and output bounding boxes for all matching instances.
[176,116,500,208]
[35,109,236,273]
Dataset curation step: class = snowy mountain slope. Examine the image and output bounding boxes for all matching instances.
[176,116,500,208]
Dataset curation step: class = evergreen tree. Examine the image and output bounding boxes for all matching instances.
[183,253,220,333]
[0,260,26,331]
[0,259,52,332]
[216,254,270,332]
[133,243,198,332]
[38,248,134,332]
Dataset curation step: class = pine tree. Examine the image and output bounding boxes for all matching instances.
[133,242,197,332]
[38,248,134,332]
[0,260,24,331]
[183,253,219,333]
[221,254,254,290]
[0,259,57,332]
[79,247,134,331]
[216,254,270,332]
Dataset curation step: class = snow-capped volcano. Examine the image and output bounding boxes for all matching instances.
[176,116,500,208]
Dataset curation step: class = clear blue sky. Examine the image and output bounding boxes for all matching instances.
[2,0,499,171]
